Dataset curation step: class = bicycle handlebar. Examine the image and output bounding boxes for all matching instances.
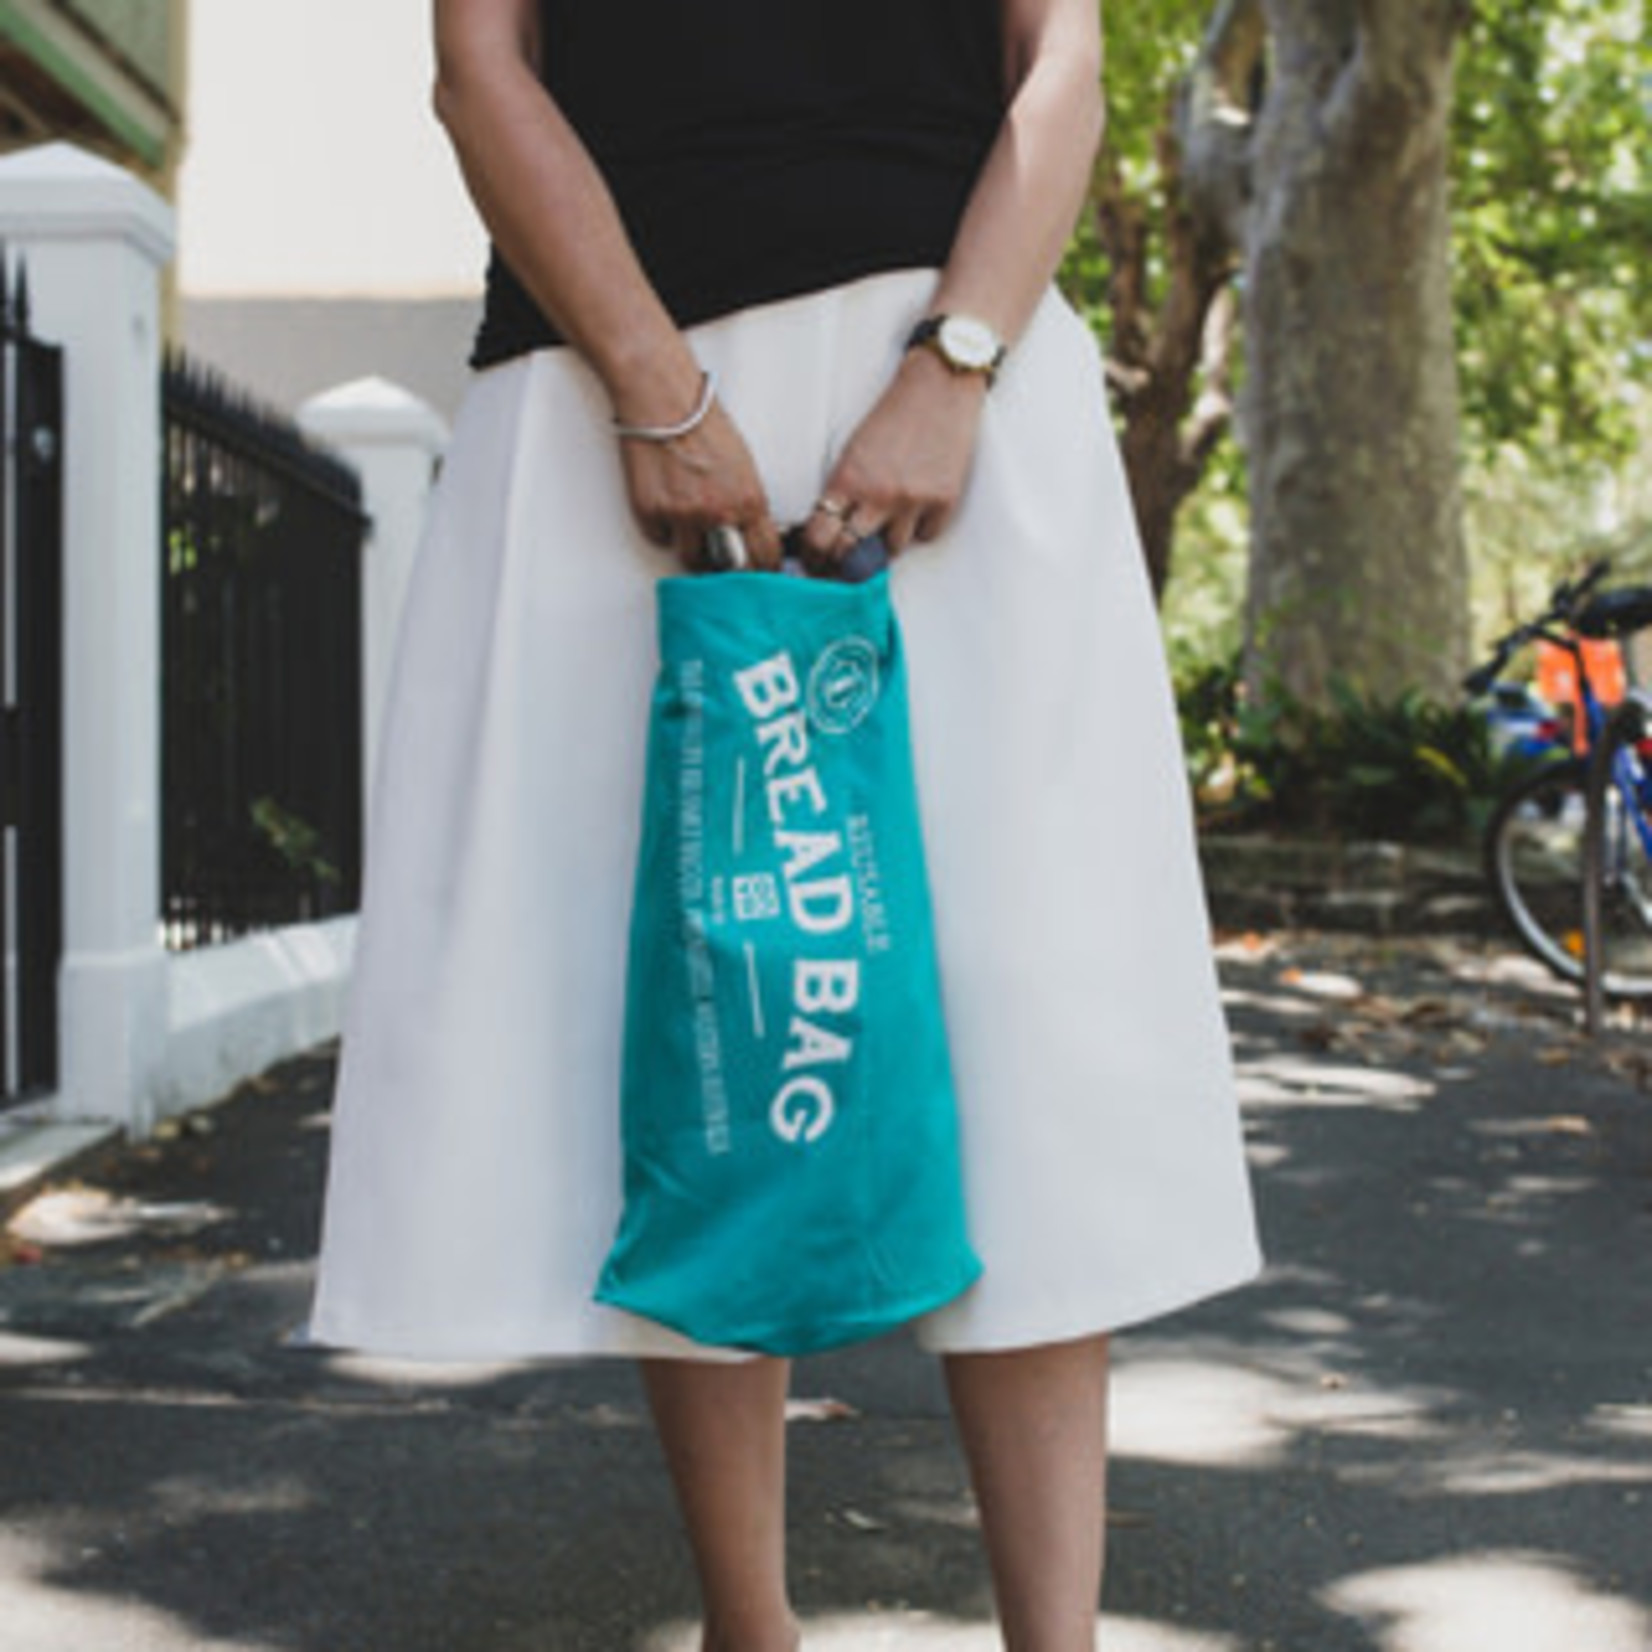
[1551,557,1613,619]
[1462,556,1614,696]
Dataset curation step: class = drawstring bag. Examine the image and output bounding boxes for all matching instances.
[596,563,980,1354]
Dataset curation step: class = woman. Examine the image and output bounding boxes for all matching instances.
[307,1,1262,1647]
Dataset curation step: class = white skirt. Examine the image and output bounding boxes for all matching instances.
[305,269,1261,1362]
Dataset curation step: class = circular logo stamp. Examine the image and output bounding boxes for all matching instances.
[807,637,881,735]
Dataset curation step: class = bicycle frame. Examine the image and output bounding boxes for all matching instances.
[1477,561,1652,999]
[1539,627,1652,870]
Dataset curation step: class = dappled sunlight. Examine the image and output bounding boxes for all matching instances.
[1591,1403,1652,1444]
[1112,1352,1452,1471]
[0,1531,269,1652]
[1110,1356,1296,1468]
[0,1331,88,1368]
[1376,1447,1652,1498]
[1324,1552,1652,1651]
[642,1610,1240,1650]
[2,932,1644,1648]
[1238,1056,1436,1110]
[1219,984,1332,1020]
[9,1188,233,1249]
[1264,1305,1355,1337]
[1240,1138,1292,1171]
[1093,1623,1242,1652]
[146,1472,314,1520]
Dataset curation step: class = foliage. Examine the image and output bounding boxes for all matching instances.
[250,796,341,887]
[1453,0,1652,471]
[1074,0,1652,607]
[1161,457,1249,667]
[1466,452,1652,658]
[1179,662,1542,844]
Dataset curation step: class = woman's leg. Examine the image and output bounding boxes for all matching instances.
[640,1356,800,1652]
[943,1335,1111,1652]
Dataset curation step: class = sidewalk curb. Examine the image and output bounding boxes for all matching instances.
[1199,833,1496,936]
[0,1119,126,1222]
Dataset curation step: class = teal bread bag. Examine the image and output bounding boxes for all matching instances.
[596,568,980,1354]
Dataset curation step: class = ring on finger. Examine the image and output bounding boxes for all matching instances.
[814,495,854,521]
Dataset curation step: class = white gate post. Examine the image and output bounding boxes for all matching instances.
[0,143,174,1133]
[299,378,447,826]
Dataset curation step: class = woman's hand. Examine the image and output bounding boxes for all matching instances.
[616,389,783,572]
[799,349,989,566]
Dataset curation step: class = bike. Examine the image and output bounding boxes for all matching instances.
[1467,560,1652,998]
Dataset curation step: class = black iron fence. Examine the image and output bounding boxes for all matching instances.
[0,258,64,1107]
[162,355,367,951]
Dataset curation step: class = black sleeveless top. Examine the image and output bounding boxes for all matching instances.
[470,0,1005,366]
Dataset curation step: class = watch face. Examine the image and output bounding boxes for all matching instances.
[939,316,999,371]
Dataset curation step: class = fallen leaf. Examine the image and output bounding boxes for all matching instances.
[1355,994,1406,1025]
[1401,998,1458,1028]
[1293,971,1366,1002]
[1602,1049,1652,1086]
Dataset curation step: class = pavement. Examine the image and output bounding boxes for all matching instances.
[1,928,1649,1652]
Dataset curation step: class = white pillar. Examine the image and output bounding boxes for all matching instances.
[299,378,447,825]
[0,143,175,1133]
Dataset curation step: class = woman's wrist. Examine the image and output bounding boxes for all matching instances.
[895,341,993,402]
[592,326,707,434]
[612,370,717,442]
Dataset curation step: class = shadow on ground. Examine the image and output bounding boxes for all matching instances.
[0,933,1649,1650]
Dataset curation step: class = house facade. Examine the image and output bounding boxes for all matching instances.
[0,0,188,190]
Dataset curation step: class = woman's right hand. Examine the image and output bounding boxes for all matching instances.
[615,379,782,572]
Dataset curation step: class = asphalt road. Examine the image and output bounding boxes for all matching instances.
[2,931,1649,1651]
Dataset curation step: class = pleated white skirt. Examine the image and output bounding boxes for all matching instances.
[304,269,1261,1362]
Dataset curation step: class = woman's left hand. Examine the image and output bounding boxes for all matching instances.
[800,348,990,565]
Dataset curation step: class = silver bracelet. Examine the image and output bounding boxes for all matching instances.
[611,369,718,443]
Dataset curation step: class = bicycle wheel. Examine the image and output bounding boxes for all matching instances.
[1485,757,1652,997]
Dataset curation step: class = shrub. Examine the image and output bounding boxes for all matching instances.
[1178,662,1542,843]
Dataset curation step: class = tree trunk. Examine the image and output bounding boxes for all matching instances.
[1096,132,1238,599]
[1186,0,1471,706]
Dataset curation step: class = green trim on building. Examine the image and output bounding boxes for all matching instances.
[0,0,167,165]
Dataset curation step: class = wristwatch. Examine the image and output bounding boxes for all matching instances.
[905,314,1008,387]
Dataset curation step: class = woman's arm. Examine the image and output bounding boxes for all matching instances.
[433,0,780,564]
[929,0,1105,347]
[802,0,1105,558]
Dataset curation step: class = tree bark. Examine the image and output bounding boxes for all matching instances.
[1097,125,1239,598]
[1184,0,1471,706]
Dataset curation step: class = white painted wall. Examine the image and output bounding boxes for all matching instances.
[0,142,446,1137]
[0,144,174,1132]
[177,0,486,297]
